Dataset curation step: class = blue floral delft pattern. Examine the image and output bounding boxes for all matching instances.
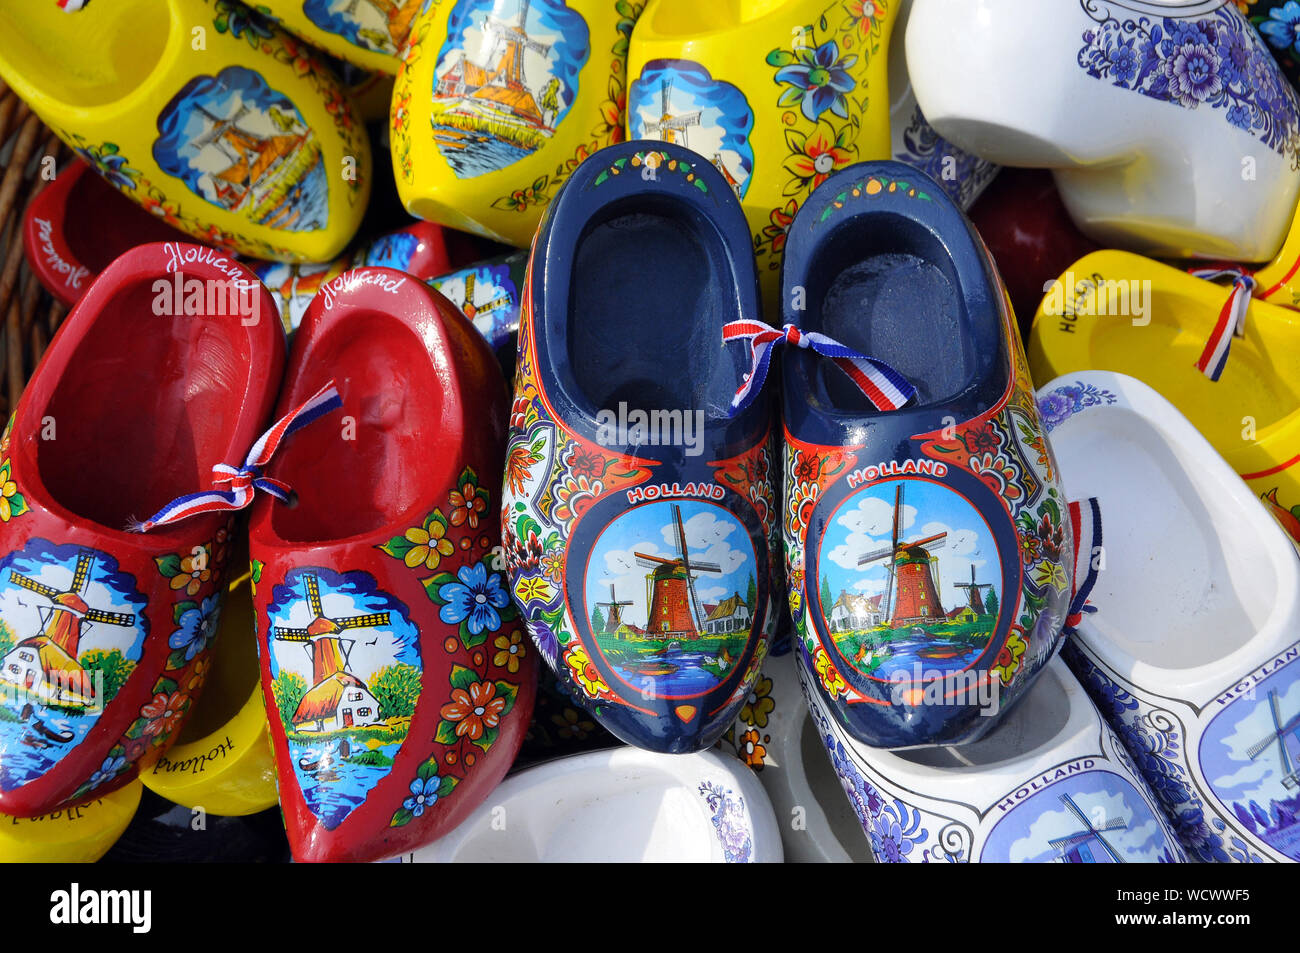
[1077,2,1300,164]
[1036,381,1119,433]
[697,781,753,862]
[895,105,999,210]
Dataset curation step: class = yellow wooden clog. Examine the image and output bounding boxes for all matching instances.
[139,570,279,817]
[1250,196,1300,311]
[627,0,897,310]
[256,0,425,74]
[392,0,641,246]
[1029,250,1300,546]
[0,0,371,263]
[0,782,141,863]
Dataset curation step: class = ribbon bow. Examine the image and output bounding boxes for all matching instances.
[1065,497,1103,632]
[721,320,916,414]
[132,381,343,532]
[1188,266,1256,382]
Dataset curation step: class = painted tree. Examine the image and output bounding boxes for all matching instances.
[0,620,14,660]
[591,606,606,635]
[820,575,834,612]
[984,589,999,618]
[540,77,561,124]
[271,671,308,732]
[745,574,757,616]
[79,649,136,703]
[371,663,421,720]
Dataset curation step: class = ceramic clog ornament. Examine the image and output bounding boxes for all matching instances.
[0,781,142,863]
[0,242,286,816]
[23,161,189,308]
[390,746,783,862]
[249,267,536,863]
[720,639,874,862]
[1039,371,1300,863]
[627,0,897,310]
[773,161,1072,749]
[139,565,278,816]
[253,221,454,332]
[1028,251,1300,547]
[906,0,1300,261]
[427,248,529,371]
[254,0,426,74]
[392,0,643,247]
[801,655,1187,862]
[502,141,779,753]
[0,0,372,262]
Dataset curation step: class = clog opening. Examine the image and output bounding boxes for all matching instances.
[895,664,1070,769]
[566,193,745,416]
[270,313,448,543]
[38,277,258,530]
[797,212,1005,410]
[1051,406,1278,668]
[799,712,875,861]
[176,572,258,743]
[0,2,170,109]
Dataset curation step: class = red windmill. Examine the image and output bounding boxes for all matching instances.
[857,485,947,628]
[634,504,722,641]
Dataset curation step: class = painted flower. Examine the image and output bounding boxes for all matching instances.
[738,728,767,768]
[403,517,455,570]
[566,645,609,698]
[529,616,560,667]
[403,776,440,817]
[870,811,919,863]
[0,459,25,521]
[169,549,212,596]
[991,629,1027,686]
[963,420,1001,455]
[187,656,211,693]
[1107,37,1141,85]
[739,675,775,728]
[552,707,595,740]
[1163,41,1224,107]
[847,0,883,38]
[88,754,127,789]
[509,395,533,429]
[793,453,820,483]
[449,484,487,528]
[75,143,141,192]
[539,550,564,583]
[168,594,221,663]
[505,441,542,496]
[439,562,510,634]
[493,630,527,674]
[771,40,859,122]
[553,474,603,526]
[1260,1,1300,54]
[814,648,847,696]
[141,690,189,738]
[968,452,1022,502]
[440,680,506,741]
[786,125,855,189]
[788,481,821,535]
[1033,559,1070,593]
[514,573,557,607]
[564,445,606,481]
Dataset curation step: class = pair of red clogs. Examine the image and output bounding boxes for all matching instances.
[0,242,535,862]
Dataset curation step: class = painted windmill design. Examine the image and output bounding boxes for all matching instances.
[1048,793,1128,863]
[0,551,135,709]
[456,270,513,321]
[1246,688,1300,787]
[594,583,633,636]
[634,504,721,641]
[644,79,701,149]
[856,484,947,628]
[273,573,389,732]
[953,564,993,614]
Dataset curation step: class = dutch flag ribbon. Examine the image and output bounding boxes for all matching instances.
[1189,266,1255,382]
[132,381,343,532]
[721,320,916,414]
[1065,497,1103,632]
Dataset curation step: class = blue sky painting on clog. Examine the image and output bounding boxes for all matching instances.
[501,141,779,753]
[780,162,1072,749]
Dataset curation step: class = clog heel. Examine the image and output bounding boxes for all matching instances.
[0,242,285,815]
[628,0,897,311]
[248,267,536,862]
[502,140,779,753]
[802,656,1187,862]
[1028,251,1300,546]
[1039,370,1300,863]
[778,161,1072,749]
[0,0,372,262]
[254,0,425,74]
[392,0,641,246]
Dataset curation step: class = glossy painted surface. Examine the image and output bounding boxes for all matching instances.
[249,267,536,862]
[392,0,640,246]
[782,161,1071,748]
[502,141,778,753]
[427,249,529,376]
[907,0,1300,261]
[257,0,425,74]
[1041,371,1300,862]
[0,0,371,262]
[628,0,897,313]
[1029,251,1300,548]
[801,656,1186,862]
[0,243,285,815]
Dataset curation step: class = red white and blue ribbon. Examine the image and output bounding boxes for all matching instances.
[1065,497,1103,632]
[1190,267,1255,382]
[722,320,915,414]
[131,381,343,532]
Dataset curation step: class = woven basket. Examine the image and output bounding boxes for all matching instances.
[0,79,72,416]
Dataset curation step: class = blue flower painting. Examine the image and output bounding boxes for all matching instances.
[630,60,756,199]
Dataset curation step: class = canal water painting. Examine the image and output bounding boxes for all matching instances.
[629,59,755,199]
[582,501,756,699]
[817,479,1002,684]
[265,567,422,830]
[0,540,148,791]
[1200,659,1300,860]
[980,772,1175,862]
[153,65,328,231]
[430,0,590,178]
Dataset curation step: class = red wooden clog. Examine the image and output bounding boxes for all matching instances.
[0,242,285,814]
[248,266,535,862]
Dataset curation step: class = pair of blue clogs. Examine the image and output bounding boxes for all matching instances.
[502,141,1073,754]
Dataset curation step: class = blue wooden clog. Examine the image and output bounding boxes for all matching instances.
[775,162,1072,749]
[501,140,780,753]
